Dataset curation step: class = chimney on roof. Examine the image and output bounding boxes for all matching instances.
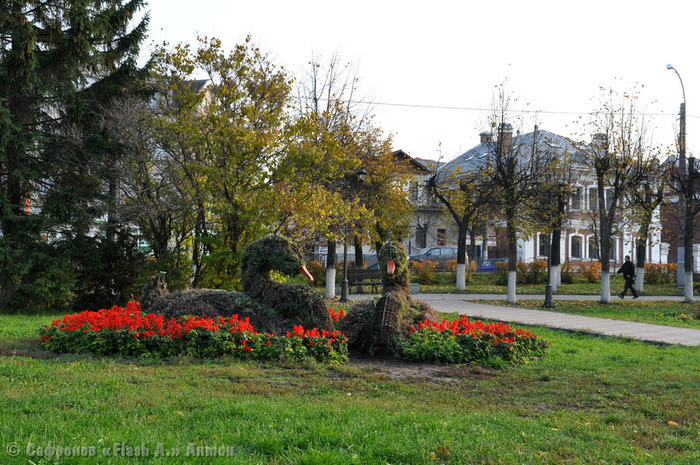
[593,133,608,144]
[592,133,608,152]
[479,131,493,144]
[498,122,513,155]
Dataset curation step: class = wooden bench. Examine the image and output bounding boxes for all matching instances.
[346,268,382,294]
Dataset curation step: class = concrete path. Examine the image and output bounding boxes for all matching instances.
[352,293,700,347]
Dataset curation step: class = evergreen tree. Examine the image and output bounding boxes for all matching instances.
[0,0,148,310]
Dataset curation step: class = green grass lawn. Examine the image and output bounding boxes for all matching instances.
[1,312,698,464]
[479,300,700,330]
[412,272,681,296]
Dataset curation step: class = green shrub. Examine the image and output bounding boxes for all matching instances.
[446,260,457,280]
[578,261,601,283]
[67,233,149,312]
[306,260,326,287]
[516,261,528,275]
[0,238,75,313]
[410,260,438,285]
[665,263,678,283]
[495,261,508,285]
[644,263,676,285]
[561,261,574,284]
[529,260,548,284]
[446,260,476,283]
[644,263,663,284]
[518,260,547,284]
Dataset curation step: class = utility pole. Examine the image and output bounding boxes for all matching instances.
[667,64,687,296]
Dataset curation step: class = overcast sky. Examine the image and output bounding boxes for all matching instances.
[142,0,699,162]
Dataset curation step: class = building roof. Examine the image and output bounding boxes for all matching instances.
[392,149,434,174]
[413,157,442,172]
[189,79,211,92]
[439,128,583,177]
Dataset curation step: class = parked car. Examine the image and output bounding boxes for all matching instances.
[476,258,508,272]
[408,246,463,270]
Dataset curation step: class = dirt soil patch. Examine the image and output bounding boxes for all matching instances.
[348,355,500,384]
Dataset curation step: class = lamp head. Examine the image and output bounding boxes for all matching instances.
[667,64,674,70]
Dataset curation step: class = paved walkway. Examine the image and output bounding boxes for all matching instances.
[352,293,700,347]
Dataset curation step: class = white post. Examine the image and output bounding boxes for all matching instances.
[325,268,336,298]
[600,270,611,303]
[456,263,466,291]
[636,268,644,293]
[507,271,517,303]
[684,269,694,302]
[551,264,560,292]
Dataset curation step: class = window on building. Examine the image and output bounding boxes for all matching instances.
[610,238,617,262]
[409,183,420,203]
[571,187,581,210]
[571,236,582,258]
[589,187,597,211]
[539,233,550,257]
[588,237,599,259]
[437,229,446,246]
[415,228,426,249]
[605,189,613,210]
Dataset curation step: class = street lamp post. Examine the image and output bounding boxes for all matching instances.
[667,64,687,296]
[544,189,555,308]
[340,234,350,303]
[340,168,367,303]
[533,180,557,308]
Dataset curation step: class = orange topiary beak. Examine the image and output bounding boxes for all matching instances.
[386,259,395,276]
[300,265,314,281]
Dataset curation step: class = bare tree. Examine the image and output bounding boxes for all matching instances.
[100,96,198,288]
[529,142,575,293]
[580,85,656,303]
[667,153,700,302]
[427,164,492,290]
[480,87,553,303]
[625,159,665,293]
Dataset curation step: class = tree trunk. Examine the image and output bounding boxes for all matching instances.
[106,176,118,244]
[598,229,612,303]
[325,239,336,298]
[635,241,646,293]
[601,270,611,303]
[456,221,468,291]
[551,228,561,291]
[506,212,518,304]
[190,203,207,288]
[597,176,612,304]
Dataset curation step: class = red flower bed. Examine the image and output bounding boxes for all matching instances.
[413,317,540,341]
[39,302,348,363]
[328,307,345,323]
[401,316,550,364]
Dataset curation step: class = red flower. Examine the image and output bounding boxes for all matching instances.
[43,301,350,362]
[328,308,346,322]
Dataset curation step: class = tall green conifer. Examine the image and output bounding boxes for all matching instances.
[0,0,148,309]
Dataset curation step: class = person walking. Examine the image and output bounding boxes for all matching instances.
[617,255,639,299]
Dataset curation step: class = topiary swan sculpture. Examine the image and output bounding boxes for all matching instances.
[338,240,439,356]
[141,235,333,334]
